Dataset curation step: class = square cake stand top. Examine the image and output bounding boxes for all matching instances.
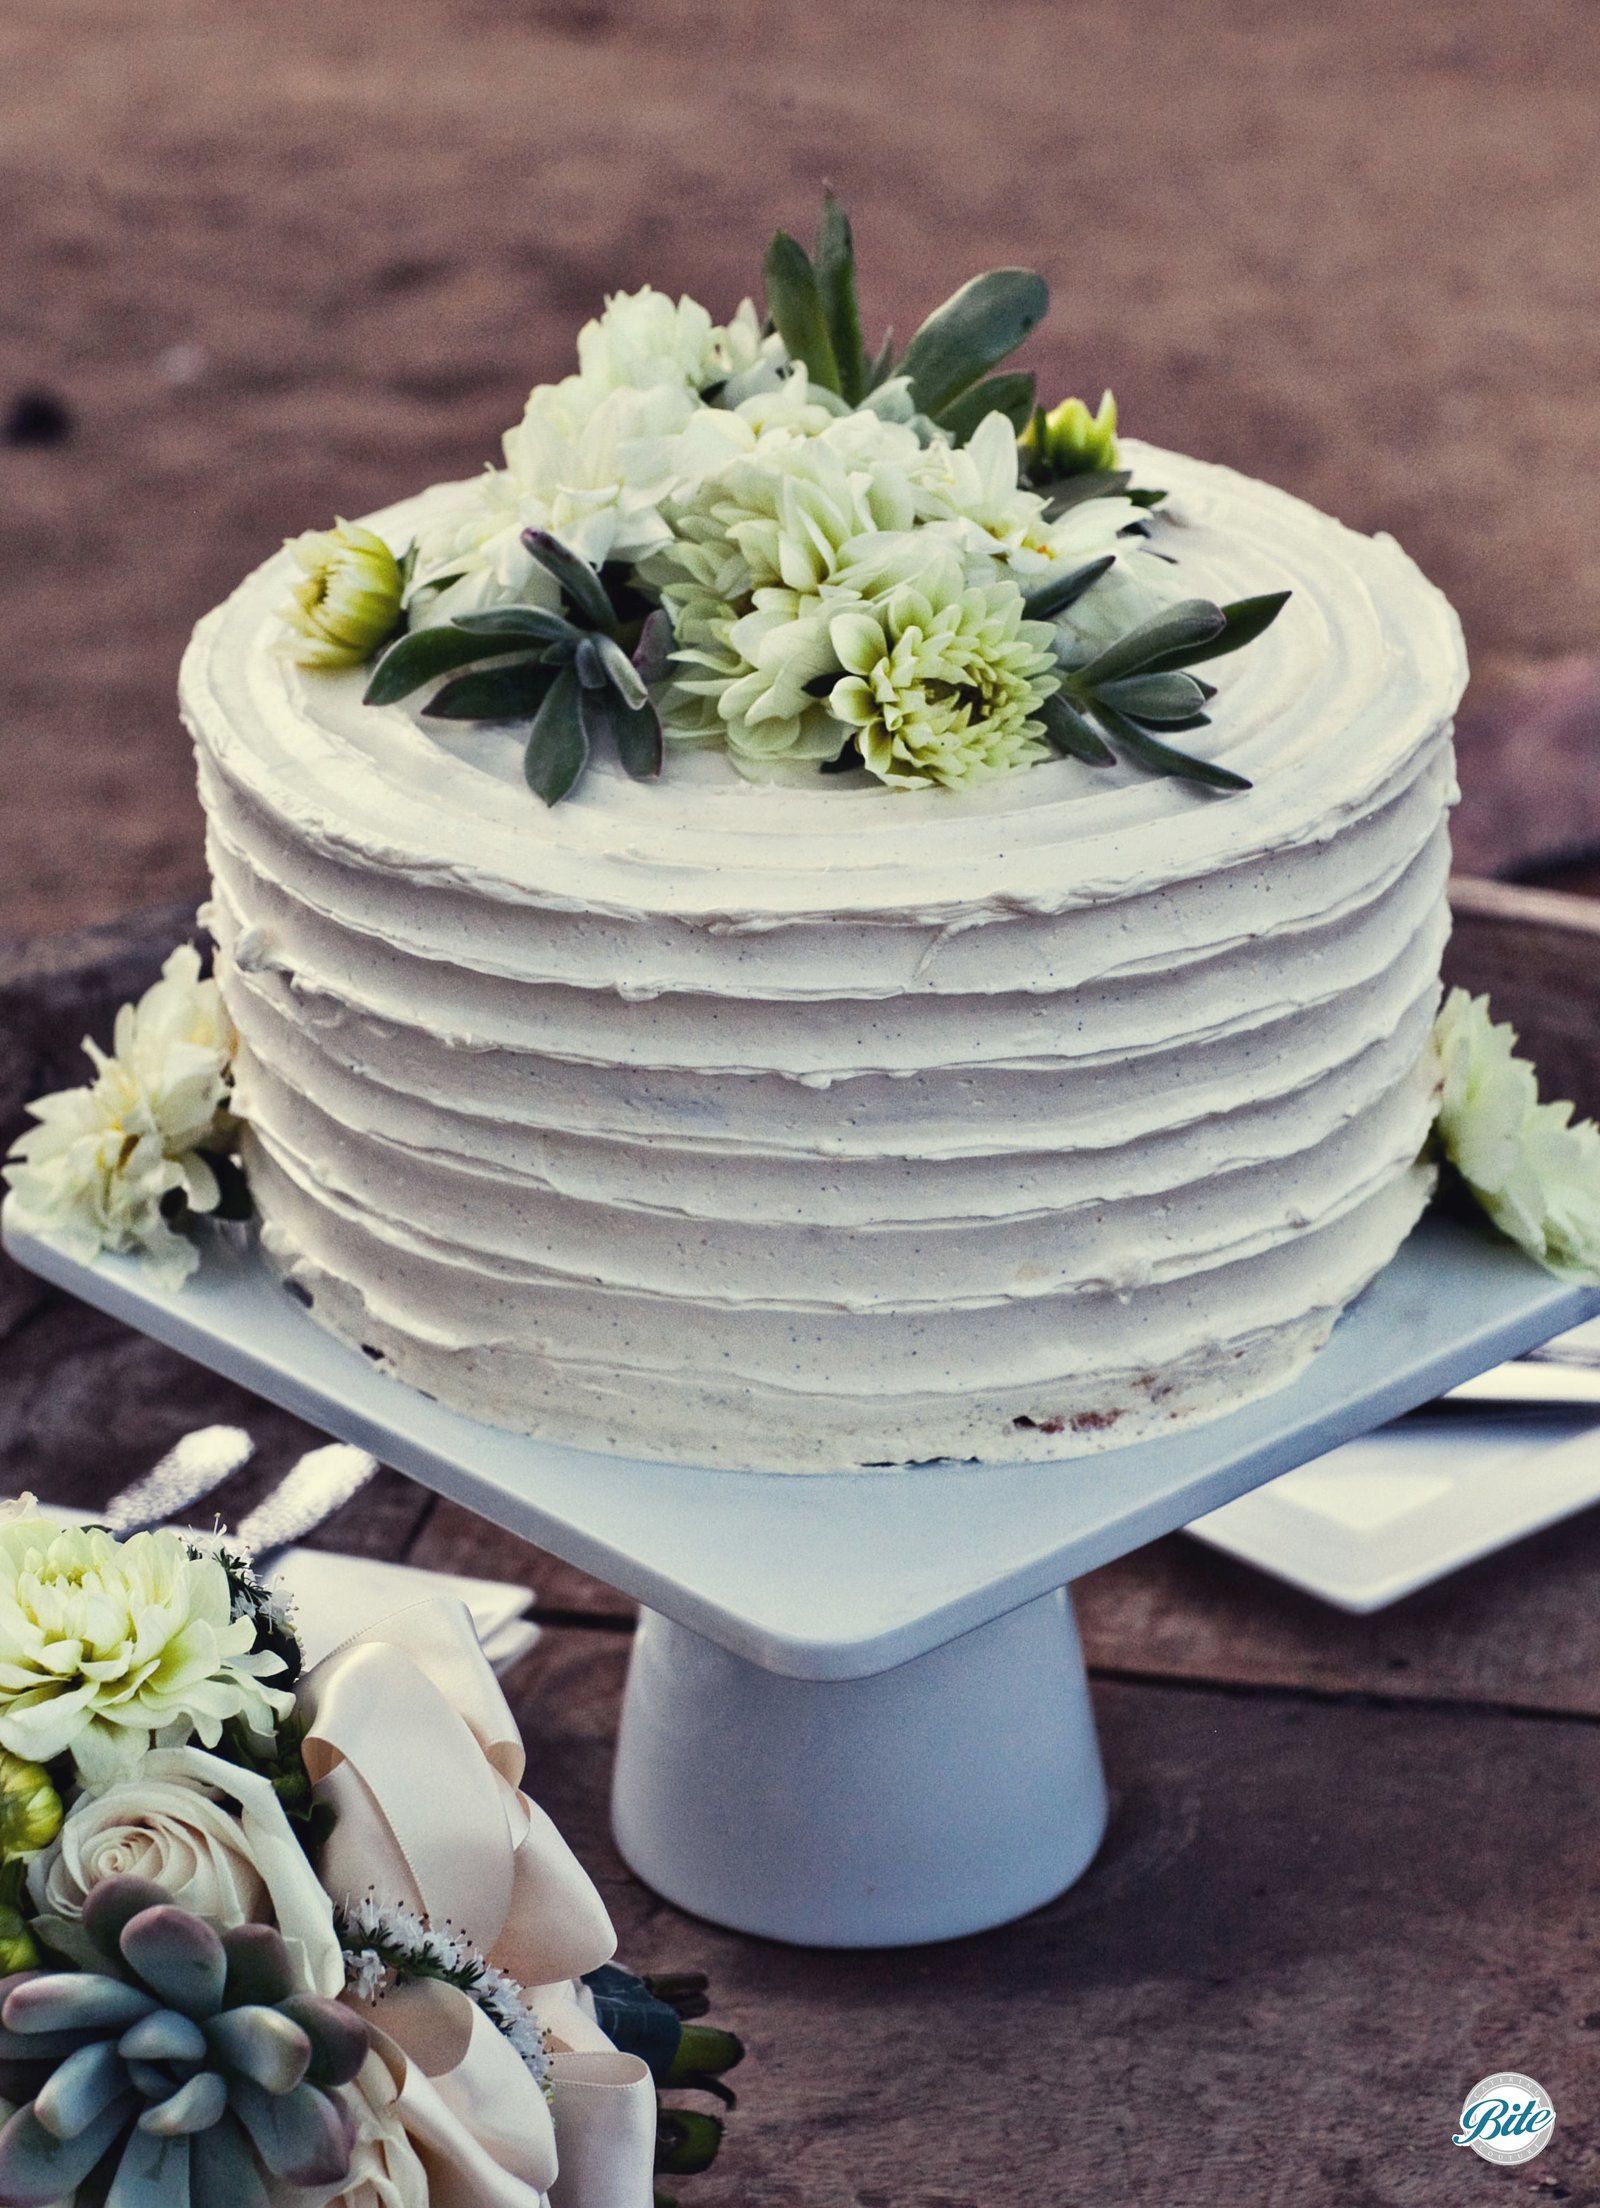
[5,1206,1594,1682]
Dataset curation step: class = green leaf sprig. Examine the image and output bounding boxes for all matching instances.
[1031,590,1291,792]
[364,532,668,805]
[761,188,1047,438]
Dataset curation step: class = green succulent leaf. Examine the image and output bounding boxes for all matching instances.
[519,529,617,632]
[230,2078,353,2187]
[934,370,1037,444]
[895,268,1049,417]
[573,636,607,689]
[1096,670,1212,724]
[454,604,586,649]
[205,2007,312,2097]
[523,665,589,805]
[424,661,555,721]
[0,2100,134,2202]
[1022,555,1115,623]
[31,2037,126,2142]
[761,230,842,396]
[865,328,897,391]
[1037,688,1116,765]
[120,2011,208,2067]
[191,2112,272,2208]
[31,1913,109,1974]
[577,675,663,778]
[220,1929,296,2016]
[82,1881,169,1966]
[1094,701,1251,791]
[363,623,515,706]
[592,631,649,710]
[5,1974,156,2038]
[632,607,674,686]
[119,1910,226,2023]
[277,1997,368,2092]
[139,2071,228,2139]
[1138,589,1292,671]
[814,189,868,405]
[114,2123,194,2203]
[1041,469,1134,519]
[1072,599,1227,690]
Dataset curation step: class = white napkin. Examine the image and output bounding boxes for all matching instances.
[26,1503,540,1677]
[269,1543,540,1674]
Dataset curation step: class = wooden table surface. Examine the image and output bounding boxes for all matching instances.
[6,893,1600,2208]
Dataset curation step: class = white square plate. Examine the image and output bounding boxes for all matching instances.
[1188,1356,1600,1613]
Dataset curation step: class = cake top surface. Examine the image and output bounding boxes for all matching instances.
[184,440,1465,926]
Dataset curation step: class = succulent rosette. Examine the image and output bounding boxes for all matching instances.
[0,1491,742,2206]
[0,1878,366,2207]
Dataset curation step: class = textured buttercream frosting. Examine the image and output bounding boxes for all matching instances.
[181,442,1467,1470]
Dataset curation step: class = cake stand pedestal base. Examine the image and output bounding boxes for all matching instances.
[613,1591,1105,1946]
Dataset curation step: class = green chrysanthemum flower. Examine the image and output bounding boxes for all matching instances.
[643,417,923,756]
[827,574,1058,791]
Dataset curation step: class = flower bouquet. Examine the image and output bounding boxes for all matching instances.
[0,1505,740,2206]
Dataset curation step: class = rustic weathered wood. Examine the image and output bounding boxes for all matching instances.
[505,1636,1600,2207]
[0,1297,432,1558]
[1077,1506,1600,1718]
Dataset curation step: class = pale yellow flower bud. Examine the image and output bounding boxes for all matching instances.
[1021,389,1119,478]
[0,1748,62,1862]
[0,1904,39,1974]
[277,519,404,669]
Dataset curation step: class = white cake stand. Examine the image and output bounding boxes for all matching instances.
[5,1202,1595,1948]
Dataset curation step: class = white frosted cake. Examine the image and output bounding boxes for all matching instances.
[181,441,1466,1470]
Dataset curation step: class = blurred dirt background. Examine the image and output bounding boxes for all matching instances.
[5,0,1600,937]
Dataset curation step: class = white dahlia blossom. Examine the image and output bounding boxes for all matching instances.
[2,946,236,1290]
[0,1519,293,1787]
[1433,989,1600,1280]
[827,560,1058,789]
[570,286,771,403]
[642,415,928,758]
[405,285,806,626]
[910,410,1140,585]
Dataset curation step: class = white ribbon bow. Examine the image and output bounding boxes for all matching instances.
[297,1598,657,2208]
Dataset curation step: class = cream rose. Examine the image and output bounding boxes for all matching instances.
[26,1744,343,1995]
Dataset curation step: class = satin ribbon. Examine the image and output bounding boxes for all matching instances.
[297,1598,657,2208]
